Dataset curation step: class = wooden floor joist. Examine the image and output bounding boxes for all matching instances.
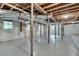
[34,3,47,14]
[4,3,28,14]
[47,3,76,12]
[0,3,78,22]
[43,3,60,9]
[0,4,5,8]
[52,5,79,14]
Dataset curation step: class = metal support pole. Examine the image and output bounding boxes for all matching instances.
[61,23,64,40]
[54,22,56,40]
[58,22,60,35]
[48,18,50,44]
[18,12,21,34]
[44,24,46,37]
[40,24,42,38]
[30,3,33,56]
[62,24,64,36]
[35,15,37,40]
[24,21,26,39]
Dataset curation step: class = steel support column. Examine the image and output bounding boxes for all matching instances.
[58,22,60,35]
[35,15,38,40]
[48,18,50,44]
[18,12,21,34]
[44,24,46,38]
[54,22,56,40]
[61,23,64,40]
[30,3,33,56]
[40,24,42,38]
[24,21,26,39]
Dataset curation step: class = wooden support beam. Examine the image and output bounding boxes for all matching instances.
[56,12,79,20]
[24,6,30,10]
[52,5,79,14]
[10,4,19,10]
[49,12,56,22]
[38,3,46,5]
[47,3,76,12]
[53,9,79,16]
[0,4,5,8]
[34,3,47,14]
[4,3,28,14]
[23,3,44,10]
[43,3,60,9]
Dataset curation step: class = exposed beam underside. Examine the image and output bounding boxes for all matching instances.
[47,3,76,12]
[4,3,28,14]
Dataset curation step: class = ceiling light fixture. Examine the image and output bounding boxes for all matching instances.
[72,21,75,24]
[64,15,68,19]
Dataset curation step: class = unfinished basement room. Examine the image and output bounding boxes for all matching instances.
[0,3,79,56]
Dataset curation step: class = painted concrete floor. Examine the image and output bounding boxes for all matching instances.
[0,35,79,56]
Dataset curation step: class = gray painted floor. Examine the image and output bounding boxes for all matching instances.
[0,35,79,56]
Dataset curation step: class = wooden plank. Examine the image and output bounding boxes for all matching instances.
[53,9,79,16]
[34,3,47,14]
[52,5,79,13]
[10,4,19,10]
[43,3,60,9]
[4,3,28,14]
[0,4,5,8]
[47,3,76,12]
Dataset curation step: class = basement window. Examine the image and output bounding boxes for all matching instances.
[3,21,13,30]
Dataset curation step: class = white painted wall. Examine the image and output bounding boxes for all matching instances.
[0,21,25,42]
[50,23,61,35]
[64,24,79,35]
[50,23,79,36]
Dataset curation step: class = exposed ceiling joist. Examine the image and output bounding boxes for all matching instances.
[23,6,30,10]
[47,3,76,12]
[10,4,19,10]
[52,5,79,14]
[4,3,28,14]
[56,12,79,20]
[53,9,79,16]
[38,3,45,5]
[34,3,47,14]
[43,3,60,9]
[0,4,5,8]
[18,4,25,9]
[34,3,56,22]
[23,3,45,10]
